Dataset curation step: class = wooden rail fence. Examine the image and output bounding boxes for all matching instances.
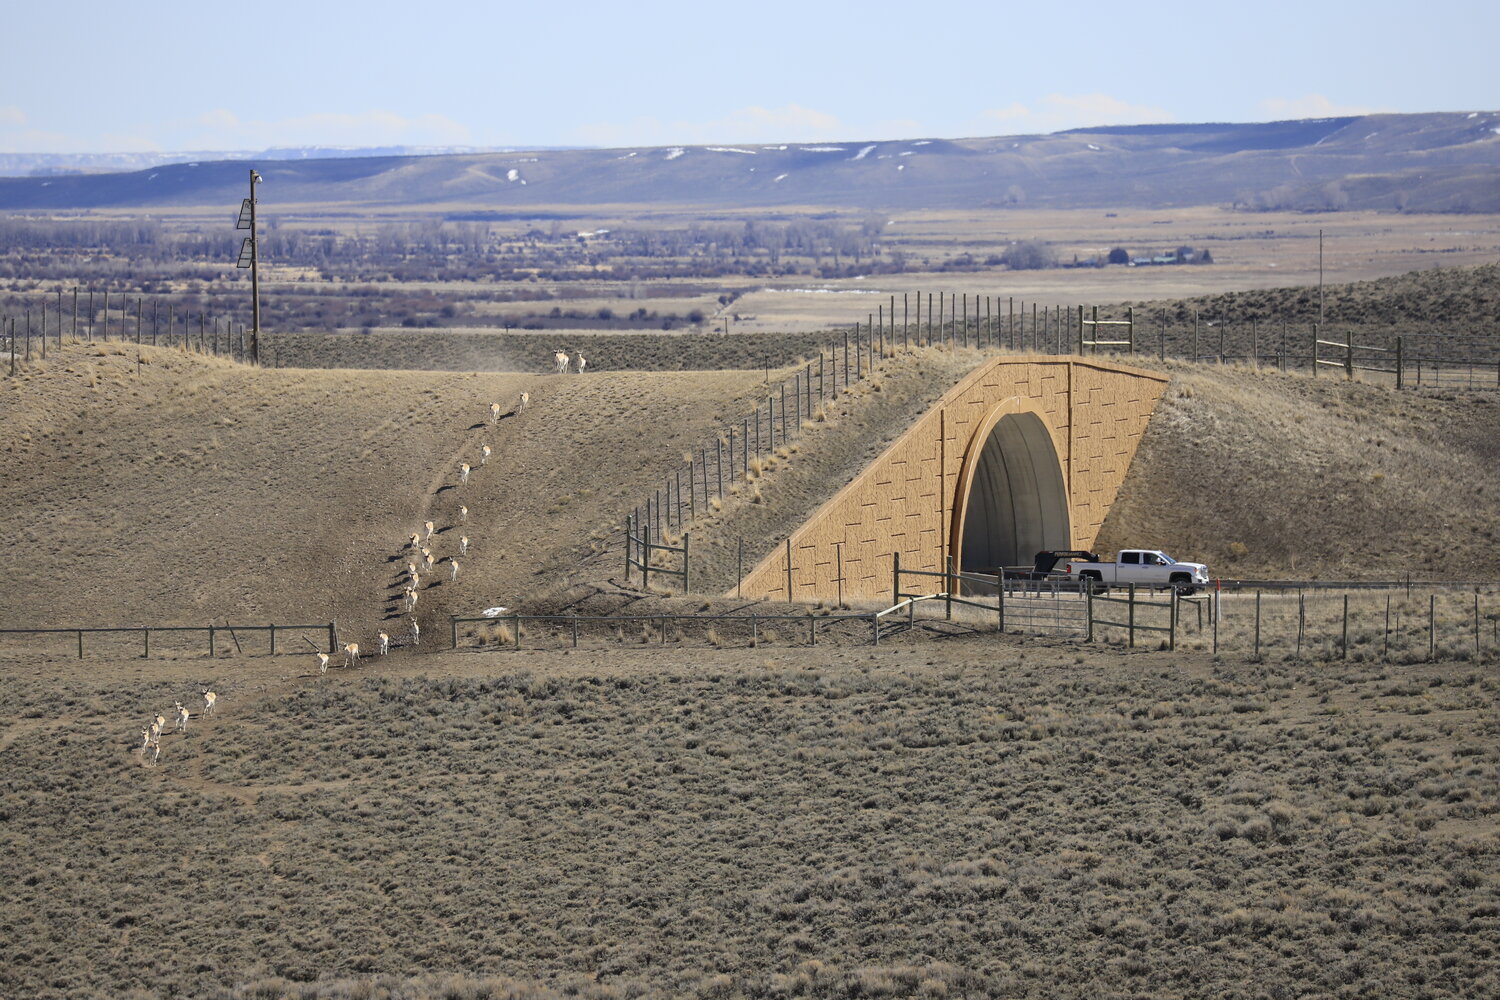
[0,622,336,659]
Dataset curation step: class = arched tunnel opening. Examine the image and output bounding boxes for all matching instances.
[955,411,1071,578]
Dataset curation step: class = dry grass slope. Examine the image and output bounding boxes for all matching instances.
[0,343,770,639]
[1096,362,1500,580]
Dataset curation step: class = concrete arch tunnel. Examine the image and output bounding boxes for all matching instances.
[952,408,1072,575]
[736,356,1169,603]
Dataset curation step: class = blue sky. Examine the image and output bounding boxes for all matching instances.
[3,0,1497,152]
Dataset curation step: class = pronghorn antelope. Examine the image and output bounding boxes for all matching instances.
[174,702,189,733]
[518,392,529,410]
[458,505,468,524]
[405,586,419,612]
[146,736,161,766]
[459,535,469,556]
[449,558,459,582]
[459,462,471,484]
[317,652,330,674]
[552,350,569,374]
[575,353,587,374]
[489,402,502,424]
[343,643,361,669]
[202,690,217,717]
[424,520,435,542]
[378,631,390,656]
[480,444,492,466]
[410,618,421,647]
[409,532,421,550]
[154,712,167,737]
[421,547,434,572]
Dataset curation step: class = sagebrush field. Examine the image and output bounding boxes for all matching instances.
[1,636,1496,1000]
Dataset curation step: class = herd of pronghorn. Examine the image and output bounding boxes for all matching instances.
[137,689,215,766]
[135,354,586,767]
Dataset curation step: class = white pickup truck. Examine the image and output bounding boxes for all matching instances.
[1062,549,1210,594]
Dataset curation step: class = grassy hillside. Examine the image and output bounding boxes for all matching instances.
[1095,362,1500,579]
[0,343,771,640]
[1111,261,1500,363]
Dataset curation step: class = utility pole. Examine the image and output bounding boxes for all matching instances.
[235,169,262,363]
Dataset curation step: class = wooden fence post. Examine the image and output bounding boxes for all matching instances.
[1127,583,1137,648]
[1342,594,1349,659]
[1254,592,1261,659]
[1429,594,1436,661]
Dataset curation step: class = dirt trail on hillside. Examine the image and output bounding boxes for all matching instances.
[0,344,770,644]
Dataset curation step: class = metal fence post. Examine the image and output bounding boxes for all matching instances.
[682,533,690,594]
[1127,583,1136,648]
[270,623,277,655]
[208,624,215,658]
[892,551,901,606]
[945,555,954,620]
[450,616,458,649]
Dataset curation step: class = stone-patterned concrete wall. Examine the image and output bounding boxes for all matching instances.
[736,355,1169,603]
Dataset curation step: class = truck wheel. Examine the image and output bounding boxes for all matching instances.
[1170,574,1197,596]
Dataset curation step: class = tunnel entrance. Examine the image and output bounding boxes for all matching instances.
[953,410,1071,575]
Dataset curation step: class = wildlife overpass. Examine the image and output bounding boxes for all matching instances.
[736,355,1169,602]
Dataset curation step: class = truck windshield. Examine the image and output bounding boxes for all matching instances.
[1158,553,1176,564]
